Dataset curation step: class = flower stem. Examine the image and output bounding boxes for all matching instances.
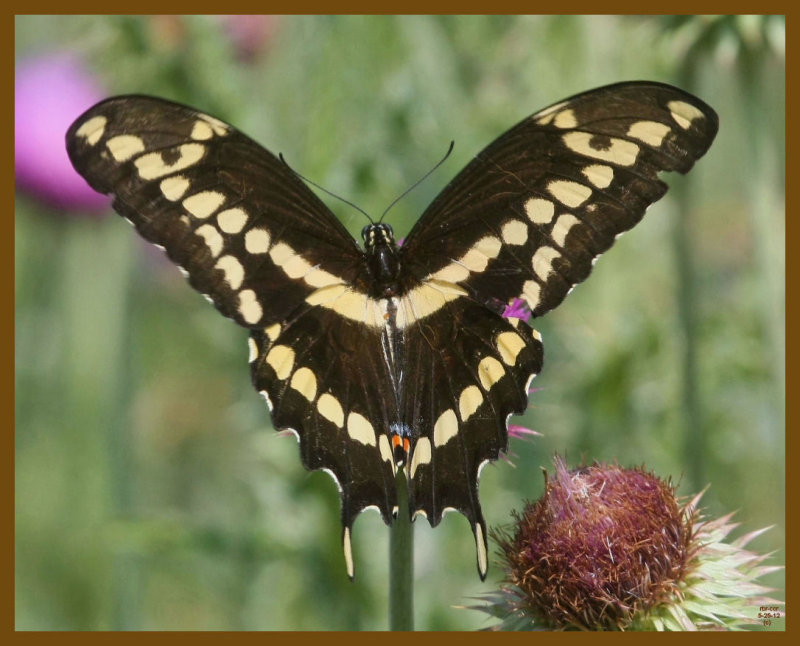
[389,469,414,630]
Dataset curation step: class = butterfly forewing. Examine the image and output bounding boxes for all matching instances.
[67,83,717,580]
[401,81,719,318]
[67,96,364,329]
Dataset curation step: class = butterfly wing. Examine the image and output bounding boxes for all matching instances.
[398,299,543,578]
[402,82,718,316]
[67,96,365,327]
[67,96,399,576]
[400,81,717,574]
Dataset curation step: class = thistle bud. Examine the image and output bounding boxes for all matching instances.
[479,457,781,631]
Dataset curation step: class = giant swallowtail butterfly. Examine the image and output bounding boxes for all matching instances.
[67,82,717,579]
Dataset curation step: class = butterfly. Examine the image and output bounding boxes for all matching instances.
[66,81,717,579]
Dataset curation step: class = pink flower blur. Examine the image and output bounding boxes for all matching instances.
[508,424,541,440]
[15,53,110,212]
[219,15,279,61]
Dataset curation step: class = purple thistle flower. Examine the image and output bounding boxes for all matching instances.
[15,53,110,213]
[502,298,531,322]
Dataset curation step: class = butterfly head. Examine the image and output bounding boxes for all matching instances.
[361,223,396,249]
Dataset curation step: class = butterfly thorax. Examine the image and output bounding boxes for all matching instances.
[362,223,402,297]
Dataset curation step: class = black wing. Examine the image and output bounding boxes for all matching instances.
[399,300,543,578]
[67,96,365,328]
[400,81,717,574]
[67,96,399,577]
[402,81,718,316]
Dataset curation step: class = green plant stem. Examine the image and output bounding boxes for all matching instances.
[389,469,414,630]
[674,65,705,493]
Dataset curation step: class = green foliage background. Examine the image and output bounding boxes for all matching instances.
[15,15,785,630]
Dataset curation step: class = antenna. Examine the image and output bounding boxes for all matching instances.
[378,140,455,223]
[279,153,374,224]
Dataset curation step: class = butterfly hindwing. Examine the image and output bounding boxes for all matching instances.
[401,300,543,575]
[248,306,398,528]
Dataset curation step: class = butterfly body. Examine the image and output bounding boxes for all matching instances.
[66,82,717,579]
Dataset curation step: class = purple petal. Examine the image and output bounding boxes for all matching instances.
[501,297,531,322]
[15,53,110,213]
[508,424,541,440]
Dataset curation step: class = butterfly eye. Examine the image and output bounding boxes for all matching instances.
[361,224,371,241]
